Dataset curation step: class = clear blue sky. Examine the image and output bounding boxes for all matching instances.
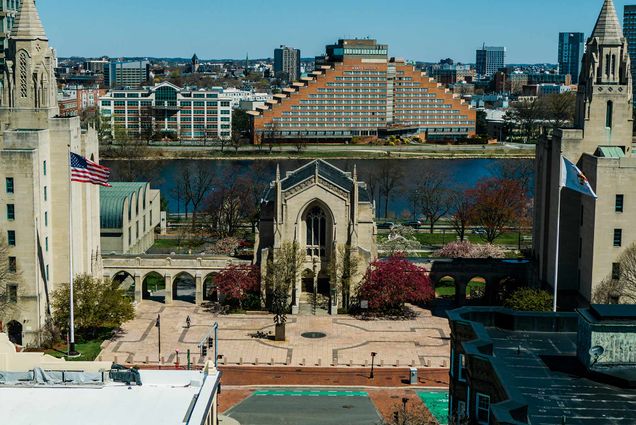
[38,0,632,63]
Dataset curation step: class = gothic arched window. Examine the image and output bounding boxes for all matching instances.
[606,101,613,129]
[605,54,611,78]
[19,51,28,98]
[612,54,617,78]
[306,206,327,257]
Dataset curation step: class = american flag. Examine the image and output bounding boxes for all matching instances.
[70,152,111,187]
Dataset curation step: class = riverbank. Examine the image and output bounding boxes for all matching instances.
[101,143,535,161]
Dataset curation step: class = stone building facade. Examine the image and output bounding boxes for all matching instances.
[534,0,636,305]
[0,0,101,346]
[257,160,377,314]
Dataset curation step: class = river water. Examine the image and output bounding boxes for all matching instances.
[103,158,533,218]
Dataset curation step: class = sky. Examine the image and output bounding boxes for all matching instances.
[37,0,633,63]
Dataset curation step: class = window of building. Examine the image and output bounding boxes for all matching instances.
[7,204,14,220]
[450,347,455,377]
[7,230,15,246]
[45,212,48,227]
[46,265,49,280]
[458,353,466,382]
[44,186,47,202]
[612,262,621,280]
[43,160,47,176]
[616,194,624,213]
[7,285,17,304]
[614,229,623,247]
[8,257,16,273]
[306,206,327,257]
[6,177,14,194]
[45,237,48,252]
[476,393,490,424]
[606,101,613,128]
[457,401,467,424]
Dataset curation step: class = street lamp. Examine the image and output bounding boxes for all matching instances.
[402,397,409,425]
[155,314,161,363]
[370,352,378,379]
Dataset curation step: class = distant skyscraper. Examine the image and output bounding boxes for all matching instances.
[558,32,585,84]
[0,0,20,62]
[104,59,151,88]
[624,5,636,102]
[475,45,505,78]
[274,46,301,83]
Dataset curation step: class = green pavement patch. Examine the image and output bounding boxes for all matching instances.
[418,391,449,425]
[254,390,368,397]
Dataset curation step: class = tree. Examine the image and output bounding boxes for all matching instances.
[329,244,361,311]
[489,160,534,194]
[504,288,553,312]
[476,110,488,137]
[411,169,451,233]
[543,92,576,130]
[448,190,472,241]
[379,400,438,425]
[507,98,543,143]
[593,243,636,304]
[214,265,260,310]
[434,241,505,259]
[180,163,215,229]
[51,274,135,339]
[376,162,404,218]
[357,254,434,314]
[467,178,528,243]
[0,236,21,321]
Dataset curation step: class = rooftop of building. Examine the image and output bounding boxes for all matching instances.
[448,306,636,424]
[100,182,151,229]
[263,160,371,203]
[0,368,220,425]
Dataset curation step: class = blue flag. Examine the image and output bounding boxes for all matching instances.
[560,156,597,198]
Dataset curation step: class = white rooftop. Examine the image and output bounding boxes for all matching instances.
[0,369,220,425]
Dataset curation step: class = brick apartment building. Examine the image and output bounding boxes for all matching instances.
[250,39,475,144]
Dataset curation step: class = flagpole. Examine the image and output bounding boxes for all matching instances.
[68,147,78,356]
[553,185,562,313]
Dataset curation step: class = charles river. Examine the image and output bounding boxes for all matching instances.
[104,158,533,218]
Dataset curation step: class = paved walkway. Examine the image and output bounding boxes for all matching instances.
[98,301,451,368]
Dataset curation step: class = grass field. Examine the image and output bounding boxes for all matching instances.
[45,330,113,362]
[435,278,486,297]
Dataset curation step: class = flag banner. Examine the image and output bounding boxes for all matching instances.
[560,156,598,199]
[70,152,111,187]
[36,230,51,316]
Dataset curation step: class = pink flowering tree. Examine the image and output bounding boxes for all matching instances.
[214,265,260,310]
[434,241,505,259]
[357,254,434,314]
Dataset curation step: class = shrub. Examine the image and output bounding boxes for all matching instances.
[504,288,553,312]
[214,264,260,310]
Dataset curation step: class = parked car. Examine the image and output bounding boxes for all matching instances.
[377,222,395,230]
[405,220,423,229]
[471,227,487,236]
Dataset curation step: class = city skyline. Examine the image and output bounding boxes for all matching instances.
[39,0,634,63]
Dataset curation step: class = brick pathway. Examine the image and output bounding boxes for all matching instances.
[98,301,451,369]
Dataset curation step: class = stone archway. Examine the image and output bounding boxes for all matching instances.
[203,273,218,302]
[143,271,165,303]
[112,271,135,299]
[173,272,196,303]
[466,276,487,302]
[7,320,22,346]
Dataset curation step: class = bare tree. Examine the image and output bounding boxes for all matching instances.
[593,243,636,304]
[0,236,21,323]
[449,190,473,241]
[376,162,404,219]
[180,163,215,229]
[412,169,451,233]
[489,160,534,194]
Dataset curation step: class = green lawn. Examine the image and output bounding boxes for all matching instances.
[435,278,485,297]
[45,338,107,362]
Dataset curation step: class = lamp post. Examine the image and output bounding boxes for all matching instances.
[370,352,377,379]
[402,397,409,425]
[155,314,161,363]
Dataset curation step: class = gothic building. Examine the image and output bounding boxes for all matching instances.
[534,0,636,305]
[257,161,377,314]
[0,0,101,345]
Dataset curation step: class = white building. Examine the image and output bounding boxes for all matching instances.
[0,333,221,425]
[100,82,233,140]
[0,0,101,346]
[220,87,272,109]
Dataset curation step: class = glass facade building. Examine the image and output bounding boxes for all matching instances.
[558,32,585,84]
[624,5,636,103]
[475,45,506,78]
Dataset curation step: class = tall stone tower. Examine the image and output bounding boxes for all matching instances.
[0,0,102,346]
[534,0,636,306]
